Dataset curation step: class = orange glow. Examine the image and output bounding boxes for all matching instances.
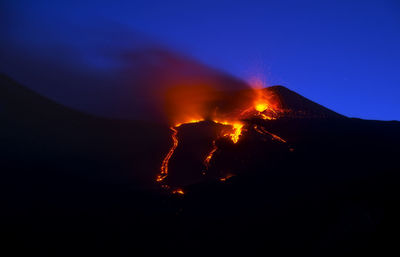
[253,125,287,143]
[220,174,234,182]
[172,188,185,195]
[157,80,286,191]
[204,140,218,168]
[163,85,218,126]
[260,113,274,120]
[255,103,269,112]
[251,87,281,120]
[270,132,287,143]
[230,122,244,143]
[213,120,244,144]
[174,119,204,128]
[157,127,178,182]
[158,119,244,185]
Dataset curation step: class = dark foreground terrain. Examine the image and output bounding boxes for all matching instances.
[1,74,400,256]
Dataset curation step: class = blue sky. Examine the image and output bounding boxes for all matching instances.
[1,0,399,120]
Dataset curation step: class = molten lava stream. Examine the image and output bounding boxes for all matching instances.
[220,174,234,182]
[157,126,178,183]
[253,125,287,143]
[204,140,218,168]
[157,119,244,191]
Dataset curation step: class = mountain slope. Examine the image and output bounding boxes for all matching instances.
[1,74,399,257]
[0,73,90,121]
[267,85,345,118]
[0,74,170,188]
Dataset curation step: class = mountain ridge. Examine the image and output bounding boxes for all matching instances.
[1,73,400,256]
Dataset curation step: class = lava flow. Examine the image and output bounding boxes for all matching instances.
[157,119,204,183]
[157,126,178,183]
[157,87,288,192]
[204,140,217,168]
[156,119,244,184]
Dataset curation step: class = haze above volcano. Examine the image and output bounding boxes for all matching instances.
[2,0,400,120]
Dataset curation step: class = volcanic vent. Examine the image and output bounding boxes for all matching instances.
[156,85,343,192]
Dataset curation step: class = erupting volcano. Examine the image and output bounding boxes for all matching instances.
[1,73,399,257]
[156,85,292,191]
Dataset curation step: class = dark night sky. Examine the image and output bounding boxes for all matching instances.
[1,0,399,121]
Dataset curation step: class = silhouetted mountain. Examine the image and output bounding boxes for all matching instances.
[0,73,90,121]
[1,74,399,257]
[268,85,345,118]
[0,74,170,187]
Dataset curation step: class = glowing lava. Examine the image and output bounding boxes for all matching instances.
[255,103,269,112]
[157,119,204,183]
[172,188,185,195]
[253,125,287,143]
[157,119,243,185]
[219,174,234,182]
[157,86,287,192]
[204,140,218,168]
[216,120,244,143]
[157,127,178,182]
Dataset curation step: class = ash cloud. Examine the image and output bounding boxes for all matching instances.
[0,11,249,123]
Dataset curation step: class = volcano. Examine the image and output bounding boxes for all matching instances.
[1,73,399,257]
